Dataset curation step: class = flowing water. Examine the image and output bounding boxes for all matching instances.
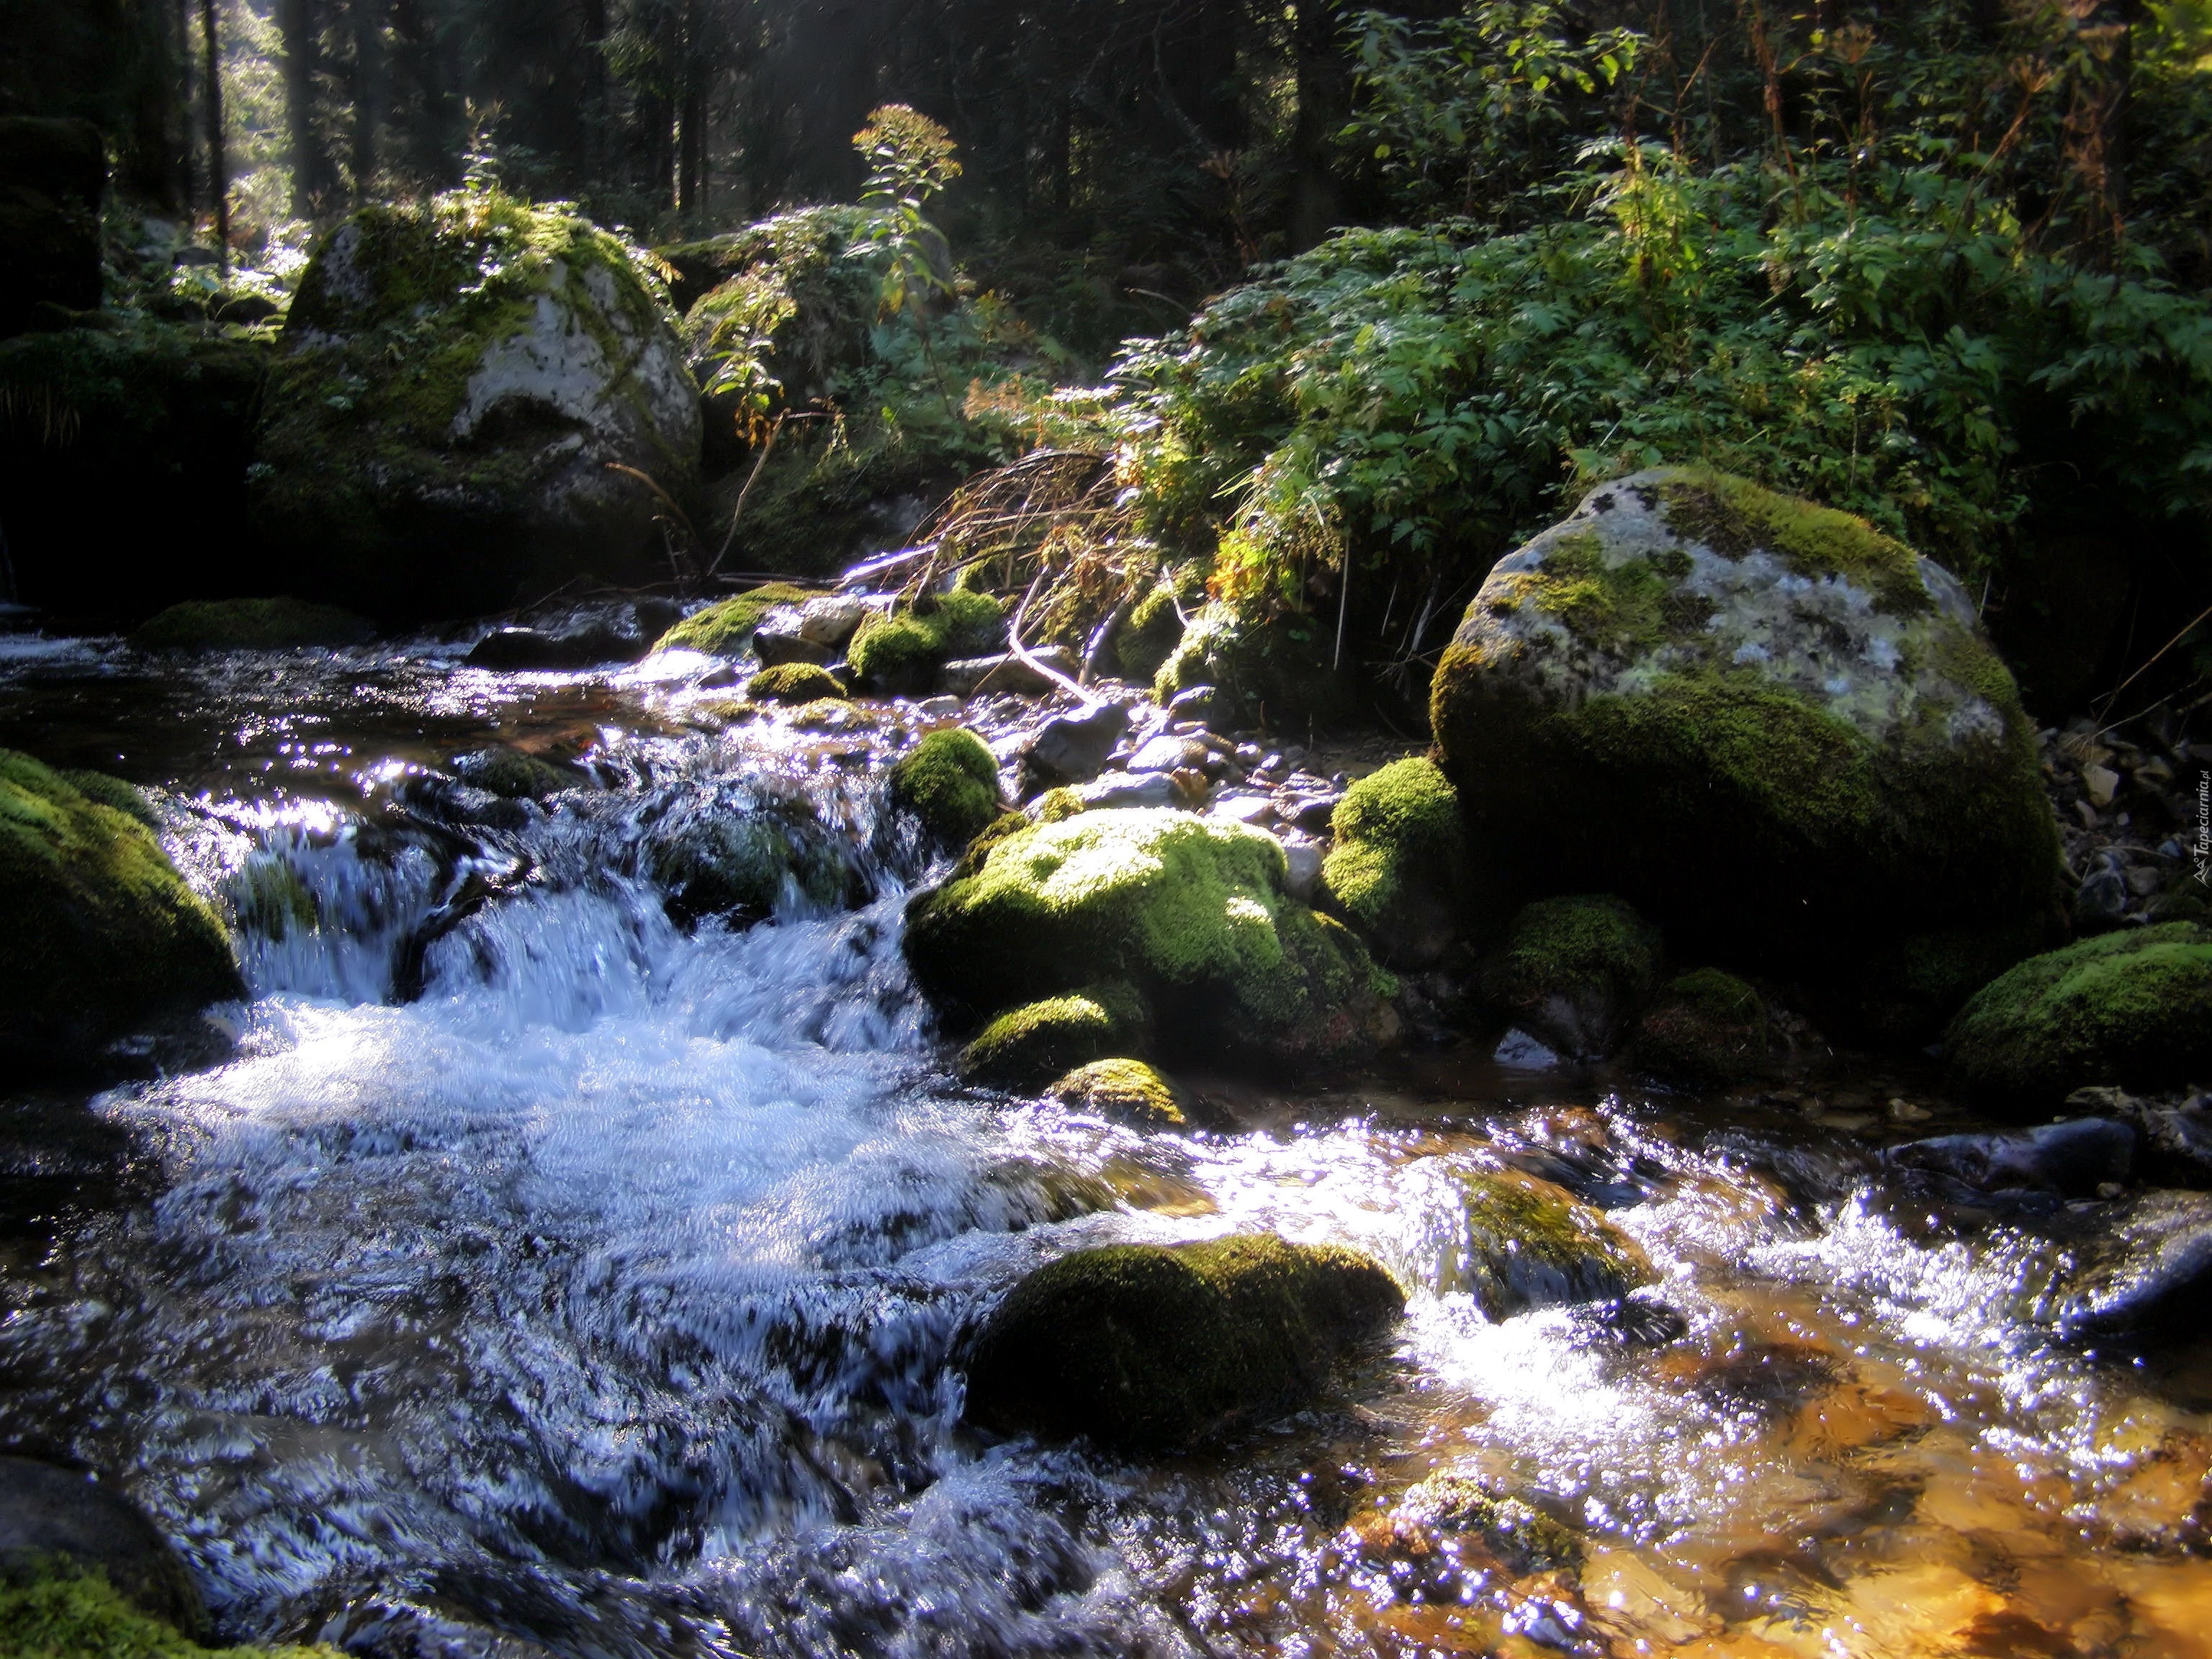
[3,631,2210,1658]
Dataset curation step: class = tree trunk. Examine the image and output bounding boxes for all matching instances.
[580,0,608,185]
[277,0,333,215]
[1289,0,1349,251]
[174,0,196,207]
[200,0,228,266]
[352,0,385,199]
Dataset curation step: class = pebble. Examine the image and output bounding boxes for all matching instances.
[1210,795,1275,827]
[2083,763,2121,808]
[1080,770,1189,809]
[914,696,962,719]
[1280,840,1323,900]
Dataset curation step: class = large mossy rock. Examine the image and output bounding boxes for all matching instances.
[1945,925,2212,1112]
[1477,895,1661,1061]
[251,189,701,619]
[1,752,240,1069]
[886,727,1002,850]
[848,590,1007,696]
[1321,758,1477,969]
[904,807,1399,1069]
[651,583,820,656]
[963,1234,1403,1451]
[1430,467,2060,1027]
[1429,1167,1654,1317]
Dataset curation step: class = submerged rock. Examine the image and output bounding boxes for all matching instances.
[1885,1118,2137,1199]
[1476,895,1661,1061]
[1,750,240,1071]
[1428,1166,1654,1317]
[905,807,1399,1069]
[1321,758,1478,970]
[132,596,377,651]
[1429,467,2060,1032]
[1352,1472,1585,1583]
[1043,1057,1189,1128]
[448,745,582,800]
[747,662,848,704]
[251,189,701,618]
[645,783,866,929]
[1944,924,2212,1112]
[2054,1188,2212,1346]
[886,727,1002,850]
[0,1456,204,1637]
[1629,968,1771,1085]
[962,1234,1403,1451]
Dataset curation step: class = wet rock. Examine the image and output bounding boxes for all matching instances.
[465,599,675,668]
[905,807,1400,1070]
[1320,759,1478,970]
[960,990,1140,1087]
[652,584,819,656]
[1945,924,2212,1112]
[1477,895,1662,1061]
[1280,839,1324,902]
[1885,1118,2137,1199]
[0,1456,204,1637]
[751,608,835,667]
[886,727,1003,850]
[449,745,582,799]
[1044,1057,1189,1128]
[252,192,702,618]
[1284,795,1339,836]
[1429,467,2059,1027]
[646,782,866,929]
[1128,733,1203,773]
[1352,1472,1584,1581]
[2073,850,2131,934]
[962,1234,1403,1451]
[2,750,242,1074]
[1629,968,1771,1086]
[1208,793,1275,827]
[134,596,376,652]
[0,117,104,334]
[1425,1165,1654,1316]
[1022,701,1130,788]
[938,647,1077,698]
[2054,1189,2212,1345]
[1078,770,1190,809]
[747,662,847,704]
[2077,1087,2212,1188]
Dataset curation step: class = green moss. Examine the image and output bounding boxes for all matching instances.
[1944,923,2212,1111]
[905,807,1398,1068]
[1044,1057,1188,1128]
[962,1233,1404,1450]
[228,854,318,943]
[887,727,1003,849]
[449,746,577,799]
[1152,599,1344,727]
[747,662,848,703]
[1656,465,1929,616]
[0,749,240,1068]
[58,770,158,830]
[1439,1166,1654,1316]
[1114,577,1190,680]
[1321,758,1474,968]
[958,990,1139,1087]
[848,589,1007,694]
[1478,895,1661,1058]
[1630,968,1771,1085]
[1516,526,1703,657]
[131,598,374,651]
[1033,787,1087,823]
[0,1565,339,1659]
[648,801,864,930]
[1390,1474,1584,1574]
[652,583,819,655]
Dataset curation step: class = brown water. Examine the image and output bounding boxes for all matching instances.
[1,630,2206,1659]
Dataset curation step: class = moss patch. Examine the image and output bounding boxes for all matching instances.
[131,598,374,651]
[449,746,578,800]
[962,1233,1403,1450]
[747,662,848,703]
[905,807,1398,1069]
[959,991,1138,1087]
[653,583,819,655]
[1321,757,1475,968]
[1629,968,1770,1086]
[1945,924,2212,1112]
[1,749,240,1069]
[1656,465,1929,616]
[1044,1057,1188,1128]
[887,727,1002,849]
[848,589,1007,695]
[1153,599,1344,727]
[1478,895,1660,1060]
[1113,577,1190,681]
[1437,1166,1654,1317]
[0,1566,338,1659]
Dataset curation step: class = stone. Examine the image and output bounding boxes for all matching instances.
[1166,683,1220,723]
[464,600,672,669]
[796,594,871,649]
[886,727,1004,850]
[652,584,822,656]
[747,662,847,704]
[904,807,1401,1069]
[134,597,375,652]
[251,189,701,619]
[1208,794,1275,827]
[1286,795,1339,836]
[960,991,1136,1087]
[1079,770,1188,809]
[1421,1165,1654,1317]
[449,746,580,799]
[751,608,835,667]
[915,696,963,719]
[0,117,105,335]
[1429,467,2061,1028]
[1043,1057,1190,1128]
[1885,1118,2139,1199]
[2,751,242,1074]
[1129,733,1202,773]
[1945,924,2212,1112]
[1280,840,1324,902]
[2073,852,2131,933]
[1628,968,1771,1086]
[646,780,866,929]
[2084,763,2121,809]
[961,1234,1403,1450]
[1023,701,1131,786]
[1477,895,1663,1061]
[938,647,1077,698]
[2053,1189,2212,1345]
[848,590,1009,694]
[0,1456,204,1637]
[1320,758,1476,970]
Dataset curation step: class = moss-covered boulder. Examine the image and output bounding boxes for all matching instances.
[1477,895,1660,1060]
[1352,1473,1584,1580]
[848,590,1007,695]
[1,751,240,1070]
[1629,968,1771,1086]
[886,727,1002,850]
[905,808,1399,1069]
[1430,467,2061,1023]
[131,597,374,651]
[963,1233,1403,1450]
[1045,1057,1189,1128]
[646,783,867,930]
[448,745,580,800]
[747,662,847,704]
[958,989,1142,1087]
[1426,1166,1653,1317]
[652,583,820,656]
[251,189,701,619]
[1153,598,1344,727]
[1945,924,2212,1112]
[1321,758,1480,969]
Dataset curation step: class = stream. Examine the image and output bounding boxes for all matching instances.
[2,631,2209,1659]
